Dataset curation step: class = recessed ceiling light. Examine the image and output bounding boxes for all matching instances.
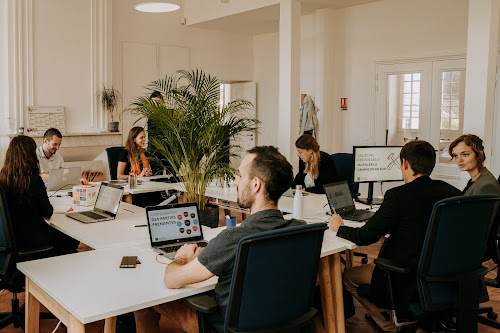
[134,2,180,13]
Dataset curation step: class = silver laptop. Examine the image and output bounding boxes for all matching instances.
[323,181,375,222]
[146,202,208,259]
[66,183,124,223]
[47,167,81,191]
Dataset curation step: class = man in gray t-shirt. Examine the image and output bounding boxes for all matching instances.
[134,146,304,333]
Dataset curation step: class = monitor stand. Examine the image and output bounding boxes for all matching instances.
[356,182,383,206]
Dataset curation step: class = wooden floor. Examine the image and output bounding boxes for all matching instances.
[2,222,500,332]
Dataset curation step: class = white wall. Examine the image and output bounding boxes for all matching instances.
[32,0,93,133]
[253,32,279,146]
[113,0,255,138]
[253,0,470,155]
[185,0,279,25]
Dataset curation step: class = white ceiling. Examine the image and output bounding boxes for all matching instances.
[189,0,382,35]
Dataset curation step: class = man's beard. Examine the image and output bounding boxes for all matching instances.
[236,183,254,209]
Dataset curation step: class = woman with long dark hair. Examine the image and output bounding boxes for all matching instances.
[117,126,153,180]
[292,134,336,194]
[0,135,78,254]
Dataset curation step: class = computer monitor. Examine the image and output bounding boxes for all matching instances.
[353,146,403,205]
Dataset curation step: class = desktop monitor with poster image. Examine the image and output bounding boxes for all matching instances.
[353,146,403,205]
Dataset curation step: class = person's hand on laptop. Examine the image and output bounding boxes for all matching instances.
[173,243,202,264]
[328,214,344,232]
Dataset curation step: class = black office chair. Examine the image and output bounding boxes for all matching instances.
[331,153,368,264]
[185,223,327,333]
[105,146,124,180]
[0,185,56,329]
[366,195,500,332]
[331,153,359,196]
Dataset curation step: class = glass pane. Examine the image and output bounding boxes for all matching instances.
[403,94,411,104]
[412,82,419,93]
[443,84,451,95]
[439,71,464,163]
[411,118,419,129]
[412,94,419,105]
[386,73,420,146]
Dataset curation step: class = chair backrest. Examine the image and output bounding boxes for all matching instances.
[225,223,327,332]
[105,146,124,180]
[417,194,500,312]
[331,153,359,193]
[0,185,16,279]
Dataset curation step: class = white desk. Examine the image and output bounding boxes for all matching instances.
[48,196,149,249]
[18,228,347,333]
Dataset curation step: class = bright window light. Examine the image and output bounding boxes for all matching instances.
[134,2,180,13]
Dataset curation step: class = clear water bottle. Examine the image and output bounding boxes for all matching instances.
[293,185,303,219]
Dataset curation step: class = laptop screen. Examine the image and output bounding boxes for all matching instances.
[324,181,356,214]
[94,183,123,215]
[147,204,202,244]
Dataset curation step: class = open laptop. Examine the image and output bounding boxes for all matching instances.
[66,183,124,223]
[323,181,375,222]
[146,202,208,259]
[47,167,81,191]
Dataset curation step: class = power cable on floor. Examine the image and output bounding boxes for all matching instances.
[51,320,62,333]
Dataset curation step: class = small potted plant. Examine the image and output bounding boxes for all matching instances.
[97,85,120,132]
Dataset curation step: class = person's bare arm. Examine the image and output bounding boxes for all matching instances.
[41,173,49,183]
[164,244,214,289]
[117,162,128,180]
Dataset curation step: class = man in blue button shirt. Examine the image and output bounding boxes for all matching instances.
[134,146,305,333]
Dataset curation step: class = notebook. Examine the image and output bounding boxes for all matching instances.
[323,181,375,222]
[66,183,124,223]
[47,167,81,191]
[146,202,208,259]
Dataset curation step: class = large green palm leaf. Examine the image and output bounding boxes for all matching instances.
[128,69,259,209]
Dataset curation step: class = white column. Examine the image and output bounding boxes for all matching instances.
[91,0,113,129]
[463,0,500,186]
[278,0,301,167]
[314,9,335,153]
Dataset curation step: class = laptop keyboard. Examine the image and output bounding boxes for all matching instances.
[160,242,208,253]
[80,211,107,220]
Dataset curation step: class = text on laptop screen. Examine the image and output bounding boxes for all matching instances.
[325,182,353,210]
[147,205,201,242]
[94,185,122,214]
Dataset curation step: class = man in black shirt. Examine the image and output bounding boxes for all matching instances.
[329,140,461,332]
[134,146,305,333]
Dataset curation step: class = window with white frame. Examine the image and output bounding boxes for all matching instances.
[401,73,420,130]
[440,71,464,132]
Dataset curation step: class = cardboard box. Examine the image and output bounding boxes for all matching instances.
[73,185,99,206]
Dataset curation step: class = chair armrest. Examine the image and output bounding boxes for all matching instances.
[374,258,410,274]
[18,246,55,260]
[184,294,218,314]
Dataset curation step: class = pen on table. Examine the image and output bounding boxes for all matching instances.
[134,224,147,227]
[123,208,135,213]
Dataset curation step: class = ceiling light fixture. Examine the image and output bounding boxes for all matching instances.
[134,2,180,13]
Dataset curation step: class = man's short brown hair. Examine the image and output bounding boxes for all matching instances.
[247,146,293,204]
[400,140,436,176]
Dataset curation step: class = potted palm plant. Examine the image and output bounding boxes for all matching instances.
[97,85,120,132]
[128,69,259,227]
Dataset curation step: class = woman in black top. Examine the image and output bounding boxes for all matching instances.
[292,134,336,194]
[117,127,153,179]
[0,135,78,255]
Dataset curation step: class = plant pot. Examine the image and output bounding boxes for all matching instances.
[108,121,119,132]
[198,203,220,228]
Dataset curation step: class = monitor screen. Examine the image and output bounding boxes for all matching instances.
[353,146,403,183]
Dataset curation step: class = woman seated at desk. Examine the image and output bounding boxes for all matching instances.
[118,127,165,207]
[0,136,78,257]
[449,134,500,195]
[292,134,336,194]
